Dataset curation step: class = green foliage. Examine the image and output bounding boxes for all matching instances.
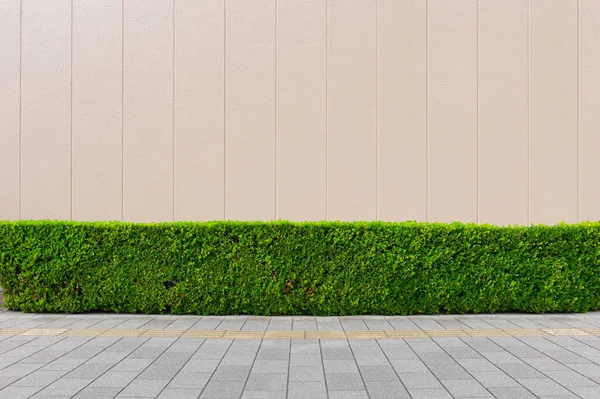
[0,220,598,315]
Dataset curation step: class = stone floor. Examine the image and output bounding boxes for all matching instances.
[0,311,600,398]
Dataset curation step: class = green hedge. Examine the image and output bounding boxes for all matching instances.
[0,220,599,315]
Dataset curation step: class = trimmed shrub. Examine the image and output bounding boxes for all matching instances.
[0,220,599,315]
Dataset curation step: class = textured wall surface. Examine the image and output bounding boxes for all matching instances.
[1,0,598,225]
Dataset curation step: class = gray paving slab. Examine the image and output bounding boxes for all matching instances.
[0,313,600,398]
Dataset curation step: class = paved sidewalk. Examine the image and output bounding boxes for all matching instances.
[0,312,599,398]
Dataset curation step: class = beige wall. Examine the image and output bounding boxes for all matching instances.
[1,0,599,225]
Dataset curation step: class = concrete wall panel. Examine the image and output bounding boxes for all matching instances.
[529,0,578,224]
[21,0,72,220]
[327,0,377,221]
[580,0,600,222]
[478,0,528,225]
[123,0,174,222]
[72,0,122,221]
[225,0,276,220]
[174,0,225,221]
[277,0,327,221]
[2,0,598,225]
[428,0,478,223]
[0,0,20,220]
[378,0,427,222]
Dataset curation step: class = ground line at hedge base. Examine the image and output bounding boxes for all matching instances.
[0,327,597,339]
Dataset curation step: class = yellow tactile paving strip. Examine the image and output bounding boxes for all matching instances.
[0,327,598,339]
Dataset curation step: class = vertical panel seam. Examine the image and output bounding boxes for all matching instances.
[577,0,580,222]
[425,0,429,222]
[527,0,531,225]
[121,0,124,221]
[223,0,227,220]
[325,0,329,221]
[375,0,379,221]
[172,0,176,221]
[19,0,22,220]
[70,0,73,220]
[275,0,278,221]
[476,0,479,224]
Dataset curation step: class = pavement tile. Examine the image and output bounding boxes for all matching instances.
[289,365,324,382]
[327,392,370,399]
[73,387,121,399]
[21,350,68,364]
[1,362,44,377]
[0,376,20,390]
[408,388,453,399]
[321,347,353,361]
[24,337,66,347]
[418,352,456,365]
[358,365,398,381]
[141,338,176,347]
[65,363,112,379]
[456,358,499,372]
[12,370,67,387]
[212,365,251,381]
[390,358,429,373]
[462,338,504,353]
[325,373,365,391]
[220,353,255,366]
[544,349,589,364]
[241,392,286,399]
[245,373,287,391]
[166,340,203,354]
[64,346,106,359]
[482,351,522,365]
[497,362,546,379]
[522,356,569,371]
[566,362,600,377]
[287,381,327,399]
[154,352,193,365]
[442,379,491,397]
[290,343,320,355]
[428,364,472,380]
[138,364,182,380]
[157,389,203,399]
[517,378,571,396]
[250,359,288,374]
[324,359,358,373]
[128,346,166,359]
[39,378,93,396]
[90,371,139,388]
[290,353,322,366]
[398,372,443,389]
[103,339,147,353]
[119,379,169,397]
[365,380,410,399]
[443,347,482,360]
[87,351,130,365]
[111,358,154,372]
[193,347,229,360]
[408,340,444,354]
[167,372,211,389]
[199,380,244,399]
[471,371,520,388]
[256,348,288,361]
[180,359,220,373]
[378,345,419,360]
[0,386,40,399]
[569,386,600,399]
[544,370,598,386]
[42,357,88,372]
